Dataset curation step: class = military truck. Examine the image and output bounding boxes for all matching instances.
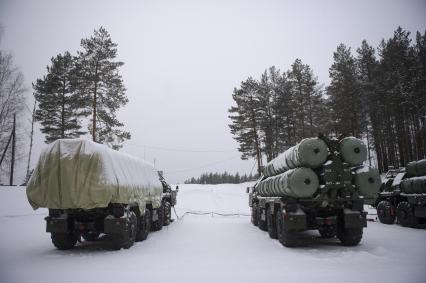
[26,139,178,250]
[248,135,381,247]
[375,159,426,227]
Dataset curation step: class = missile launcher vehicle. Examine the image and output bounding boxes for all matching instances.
[374,159,426,227]
[26,139,178,250]
[248,135,380,247]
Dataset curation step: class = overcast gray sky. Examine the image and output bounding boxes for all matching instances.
[1,0,425,183]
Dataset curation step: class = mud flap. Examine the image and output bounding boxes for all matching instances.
[283,209,307,231]
[45,215,69,233]
[414,206,426,218]
[343,209,367,228]
[104,215,128,235]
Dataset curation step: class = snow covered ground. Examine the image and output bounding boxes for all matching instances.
[0,184,425,283]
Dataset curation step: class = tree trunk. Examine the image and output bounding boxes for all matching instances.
[92,62,99,142]
[61,77,66,138]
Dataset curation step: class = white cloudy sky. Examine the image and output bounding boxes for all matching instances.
[1,0,425,183]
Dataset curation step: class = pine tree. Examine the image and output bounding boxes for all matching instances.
[34,52,88,143]
[375,27,417,168]
[288,59,307,139]
[77,27,130,149]
[413,31,426,160]
[327,44,365,137]
[229,77,263,174]
[273,69,295,149]
[288,59,325,140]
[257,69,276,161]
[356,40,378,167]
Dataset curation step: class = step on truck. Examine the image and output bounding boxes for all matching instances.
[375,159,426,227]
[26,138,178,250]
[248,135,381,247]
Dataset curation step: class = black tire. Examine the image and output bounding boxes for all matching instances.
[337,228,363,246]
[163,202,172,226]
[110,211,137,250]
[136,209,151,242]
[377,200,396,224]
[51,232,77,250]
[266,208,277,239]
[151,205,164,231]
[257,207,267,231]
[276,210,299,247]
[82,231,100,242]
[396,201,418,228]
[251,203,259,226]
[318,226,336,238]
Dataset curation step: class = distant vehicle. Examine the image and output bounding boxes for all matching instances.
[26,139,178,250]
[374,159,426,227]
[248,135,381,247]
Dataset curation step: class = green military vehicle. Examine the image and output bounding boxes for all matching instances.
[248,135,381,247]
[26,139,178,250]
[375,159,426,227]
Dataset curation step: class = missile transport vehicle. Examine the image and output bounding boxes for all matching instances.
[375,159,426,227]
[248,135,381,247]
[26,139,178,250]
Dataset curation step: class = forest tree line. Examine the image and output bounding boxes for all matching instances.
[229,27,426,174]
[185,172,257,185]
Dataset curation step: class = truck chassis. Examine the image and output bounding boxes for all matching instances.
[45,181,177,250]
[249,194,367,247]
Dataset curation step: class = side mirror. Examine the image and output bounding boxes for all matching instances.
[246,187,250,194]
[175,185,179,192]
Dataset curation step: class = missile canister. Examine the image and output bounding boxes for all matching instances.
[400,176,426,194]
[353,166,381,197]
[257,168,319,198]
[406,159,426,177]
[339,137,367,166]
[263,138,328,177]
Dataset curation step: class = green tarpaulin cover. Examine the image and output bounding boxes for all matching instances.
[26,139,163,214]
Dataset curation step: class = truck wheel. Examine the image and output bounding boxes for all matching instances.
[267,208,277,239]
[377,200,396,224]
[163,202,172,226]
[51,232,78,250]
[318,226,336,238]
[136,209,151,242]
[82,231,100,242]
[276,211,299,247]
[151,205,164,231]
[396,201,418,228]
[251,203,259,226]
[110,211,137,250]
[257,207,267,231]
[337,228,363,246]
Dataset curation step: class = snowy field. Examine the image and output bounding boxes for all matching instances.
[0,184,425,283]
